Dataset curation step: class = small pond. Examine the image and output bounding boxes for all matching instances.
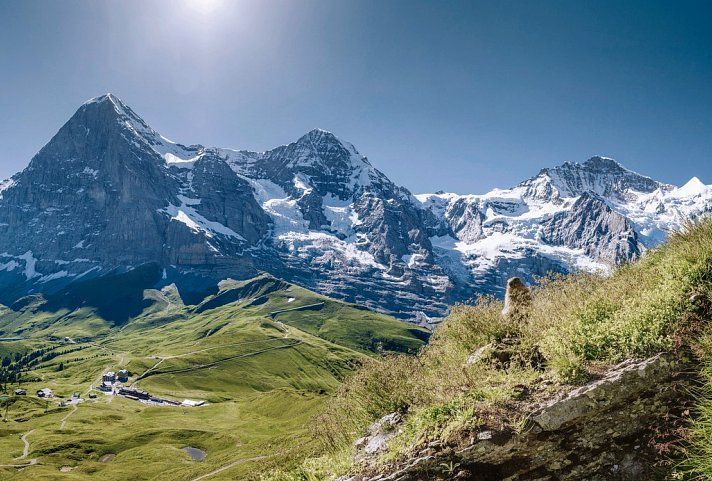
[182,446,206,461]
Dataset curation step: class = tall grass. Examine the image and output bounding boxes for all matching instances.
[269,219,712,480]
[683,333,712,480]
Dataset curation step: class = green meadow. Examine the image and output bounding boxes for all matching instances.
[0,274,427,480]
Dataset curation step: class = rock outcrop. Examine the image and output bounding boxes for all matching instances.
[344,353,691,481]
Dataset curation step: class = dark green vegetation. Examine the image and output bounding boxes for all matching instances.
[269,220,712,480]
[686,331,712,480]
[0,273,427,480]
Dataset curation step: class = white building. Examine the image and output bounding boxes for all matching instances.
[36,388,53,398]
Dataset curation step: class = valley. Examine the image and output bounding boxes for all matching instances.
[0,275,427,480]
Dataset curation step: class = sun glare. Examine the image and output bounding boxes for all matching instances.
[184,0,225,16]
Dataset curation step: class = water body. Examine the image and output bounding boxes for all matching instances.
[182,447,206,461]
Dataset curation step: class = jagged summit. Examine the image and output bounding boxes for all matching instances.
[0,95,709,319]
[84,92,125,107]
[302,127,335,137]
[518,155,664,200]
[292,127,365,163]
[582,155,623,168]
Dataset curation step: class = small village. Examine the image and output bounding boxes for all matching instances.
[96,369,204,407]
[11,368,205,409]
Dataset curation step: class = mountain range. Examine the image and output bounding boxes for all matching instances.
[0,94,709,321]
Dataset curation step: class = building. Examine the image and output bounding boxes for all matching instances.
[102,371,116,383]
[98,381,113,392]
[118,387,150,400]
[14,389,26,396]
[36,388,53,398]
[181,399,205,407]
[117,369,129,382]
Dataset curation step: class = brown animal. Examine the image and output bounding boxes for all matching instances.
[501,277,532,323]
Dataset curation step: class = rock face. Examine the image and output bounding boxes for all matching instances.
[540,192,641,264]
[0,94,710,318]
[345,353,691,481]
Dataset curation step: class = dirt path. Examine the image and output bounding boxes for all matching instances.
[131,357,165,386]
[137,340,303,380]
[59,403,78,429]
[0,458,38,468]
[14,429,34,460]
[268,302,325,318]
[188,455,269,481]
[133,337,295,385]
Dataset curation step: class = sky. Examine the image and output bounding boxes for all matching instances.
[0,0,711,194]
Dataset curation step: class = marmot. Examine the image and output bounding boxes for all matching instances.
[501,277,532,323]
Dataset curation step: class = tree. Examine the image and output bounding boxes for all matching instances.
[1,357,10,368]
[56,362,64,372]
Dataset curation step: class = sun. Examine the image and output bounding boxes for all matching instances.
[184,0,225,15]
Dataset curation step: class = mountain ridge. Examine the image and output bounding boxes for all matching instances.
[0,94,709,320]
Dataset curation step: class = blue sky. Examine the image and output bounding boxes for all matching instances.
[0,0,710,193]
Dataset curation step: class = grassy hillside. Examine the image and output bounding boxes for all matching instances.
[685,332,712,480]
[269,220,712,480]
[0,273,428,480]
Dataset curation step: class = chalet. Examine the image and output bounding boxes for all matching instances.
[14,389,27,396]
[88,393,97,399]
[103,371,116,383]
[117,369,129,382]
[36,388,53,398]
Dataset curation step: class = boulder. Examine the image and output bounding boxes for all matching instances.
[354,412,403,461]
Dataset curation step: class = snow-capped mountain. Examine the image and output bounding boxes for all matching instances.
[0,94,709,319]
[418,156,710,294]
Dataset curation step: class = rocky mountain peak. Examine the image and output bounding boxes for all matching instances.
[249,128,382,202]
[291,128,368,169]
[581,155,625,171]
[0,95,709,320]
[519,156,664,201]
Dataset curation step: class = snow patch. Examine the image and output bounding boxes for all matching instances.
[17,251,40,279]
[81,167,99,178]
[0,178,16,198]
[38,270,69,283]
[161,198,245,241]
